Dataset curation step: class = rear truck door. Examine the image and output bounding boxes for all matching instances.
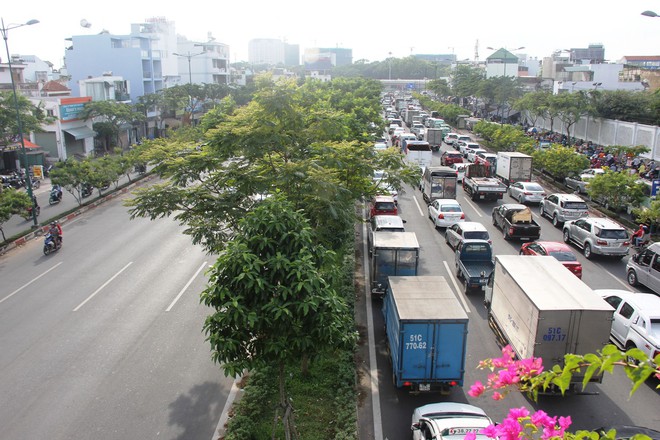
[433,321,466,384]
[399,322,435,383]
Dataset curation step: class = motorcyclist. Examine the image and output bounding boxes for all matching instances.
[632,224,649,248]
[49,221,63,247]
[50,184,63,202]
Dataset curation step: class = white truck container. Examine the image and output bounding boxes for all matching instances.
[485,255,614,391]
[495,152,533,185]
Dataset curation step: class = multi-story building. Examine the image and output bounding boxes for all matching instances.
[485,48,522,78]
[568,44,605,64]
[303,47,352,68]
[175,34,230,86]
[248,38,299,67]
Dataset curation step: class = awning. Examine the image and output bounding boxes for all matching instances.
[63,126,96,140]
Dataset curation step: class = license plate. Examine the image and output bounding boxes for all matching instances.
[419,384,430,391]
[479,195,485,199]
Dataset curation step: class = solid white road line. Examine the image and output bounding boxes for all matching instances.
[442,261,471,314]
[166,261,207,311]
[413,192,425,216]
[462,197,483,217]
[363,216,384,440]
[73,262,133,311]
[606,270,635,290]
[0,262,63,305]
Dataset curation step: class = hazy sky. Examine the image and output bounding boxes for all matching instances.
[2,0,659,68]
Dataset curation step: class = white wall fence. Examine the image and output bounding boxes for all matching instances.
[529,114,660,160]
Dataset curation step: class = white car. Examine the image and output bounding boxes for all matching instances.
[467,148,487,163]
[373,170,398,202]
[508,181,546,204]
[451,162,468,183]
[411,402,493,440]
[444,133,459,145]
[428,199,465,229]
[374,142,388,152]
[597,289,660,363]
[459,142,481,157]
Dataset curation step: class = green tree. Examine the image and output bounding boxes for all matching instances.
[200,194,355,440]
[133,93,163,139]
[587,170,647,212]
[49,159,95,205]
[427,78,451,98]
[514,91,551,128]
[0,188,32,242]
[634,199,660,228]
[0,91,48,148]
[451,65,485,100]
[127,78,412,252]
[79,100,136,151]
[533,145,589,181]
[590,89,657,125]
[549,92,591,144]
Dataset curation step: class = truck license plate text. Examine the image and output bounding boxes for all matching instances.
[543,327,566,342]
[406,334,428,350]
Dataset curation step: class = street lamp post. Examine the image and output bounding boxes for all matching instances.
[1,17,39,227]
[173,51,204,124]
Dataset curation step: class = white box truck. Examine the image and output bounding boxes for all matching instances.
[496,152,532,185]
[484,255,614,392]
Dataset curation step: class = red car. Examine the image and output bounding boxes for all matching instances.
[519,241,582,278]
[369,195,398,218]
[440,151,464,166]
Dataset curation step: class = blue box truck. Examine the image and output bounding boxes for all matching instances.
[383,276,469,393]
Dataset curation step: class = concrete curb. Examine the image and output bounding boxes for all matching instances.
[0,174,158,257]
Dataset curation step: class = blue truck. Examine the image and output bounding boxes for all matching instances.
[383,276,469,393]
[370,232,420,297]
[455,239,495,293]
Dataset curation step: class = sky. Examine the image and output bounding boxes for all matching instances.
[2,0,659,68]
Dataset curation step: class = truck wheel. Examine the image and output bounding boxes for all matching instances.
[445,232,451,247]
[455,265,463,280]
[539,205,545,218]
[625,343,639,365]
[503,228,510,240]
[492,215,497,226]
[583,243,594,259]
[627,269,638,286]
[562,229,570,243]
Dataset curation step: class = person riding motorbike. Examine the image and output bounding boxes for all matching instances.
[632,224,649,248]
[49,221,63,247]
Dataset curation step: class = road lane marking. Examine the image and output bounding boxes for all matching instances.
[73,262,133,311]
[606,270,634,290]
[462,197,482,217]
[362,213,383,440]
[166,261,207,311]
[442,261,471,314]
[413,193,425,216]
[0,262,63,305]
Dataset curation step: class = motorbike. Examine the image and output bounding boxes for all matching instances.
[43,232,61,255]
[24,204,40,221]
[49,186,63,205]
[134,163,147,174]
[81,183,93,198]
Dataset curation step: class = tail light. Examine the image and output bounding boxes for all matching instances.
[438,213,445,219]
[488,240,493,244]
[524,192,533,195]
[460,213,465,219]
[508,227,515,236]
[624,241,630,246]
[596,239,608,245]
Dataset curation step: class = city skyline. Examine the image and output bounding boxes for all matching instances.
[2,0,659,69]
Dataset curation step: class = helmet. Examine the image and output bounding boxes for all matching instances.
[50,222,56,226]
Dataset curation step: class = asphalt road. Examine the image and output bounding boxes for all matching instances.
[0,188,232,440]
[359,138,660,440]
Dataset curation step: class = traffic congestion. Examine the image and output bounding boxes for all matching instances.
[366,93,660,440]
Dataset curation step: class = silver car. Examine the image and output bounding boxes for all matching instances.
[508,181,546,204]
[445,221,491,249]
[562,217,629,259]
[539,193,589,227]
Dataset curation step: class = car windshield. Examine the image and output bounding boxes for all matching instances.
[375,202,396,211]
[464,231,489,240]
[525,183,544,191]
[548,251,577,261]
[564,202,588,210]
[598,229,627,239]
[441,205,462,212]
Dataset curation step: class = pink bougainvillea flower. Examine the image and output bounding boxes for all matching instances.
[468,381,485,397]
